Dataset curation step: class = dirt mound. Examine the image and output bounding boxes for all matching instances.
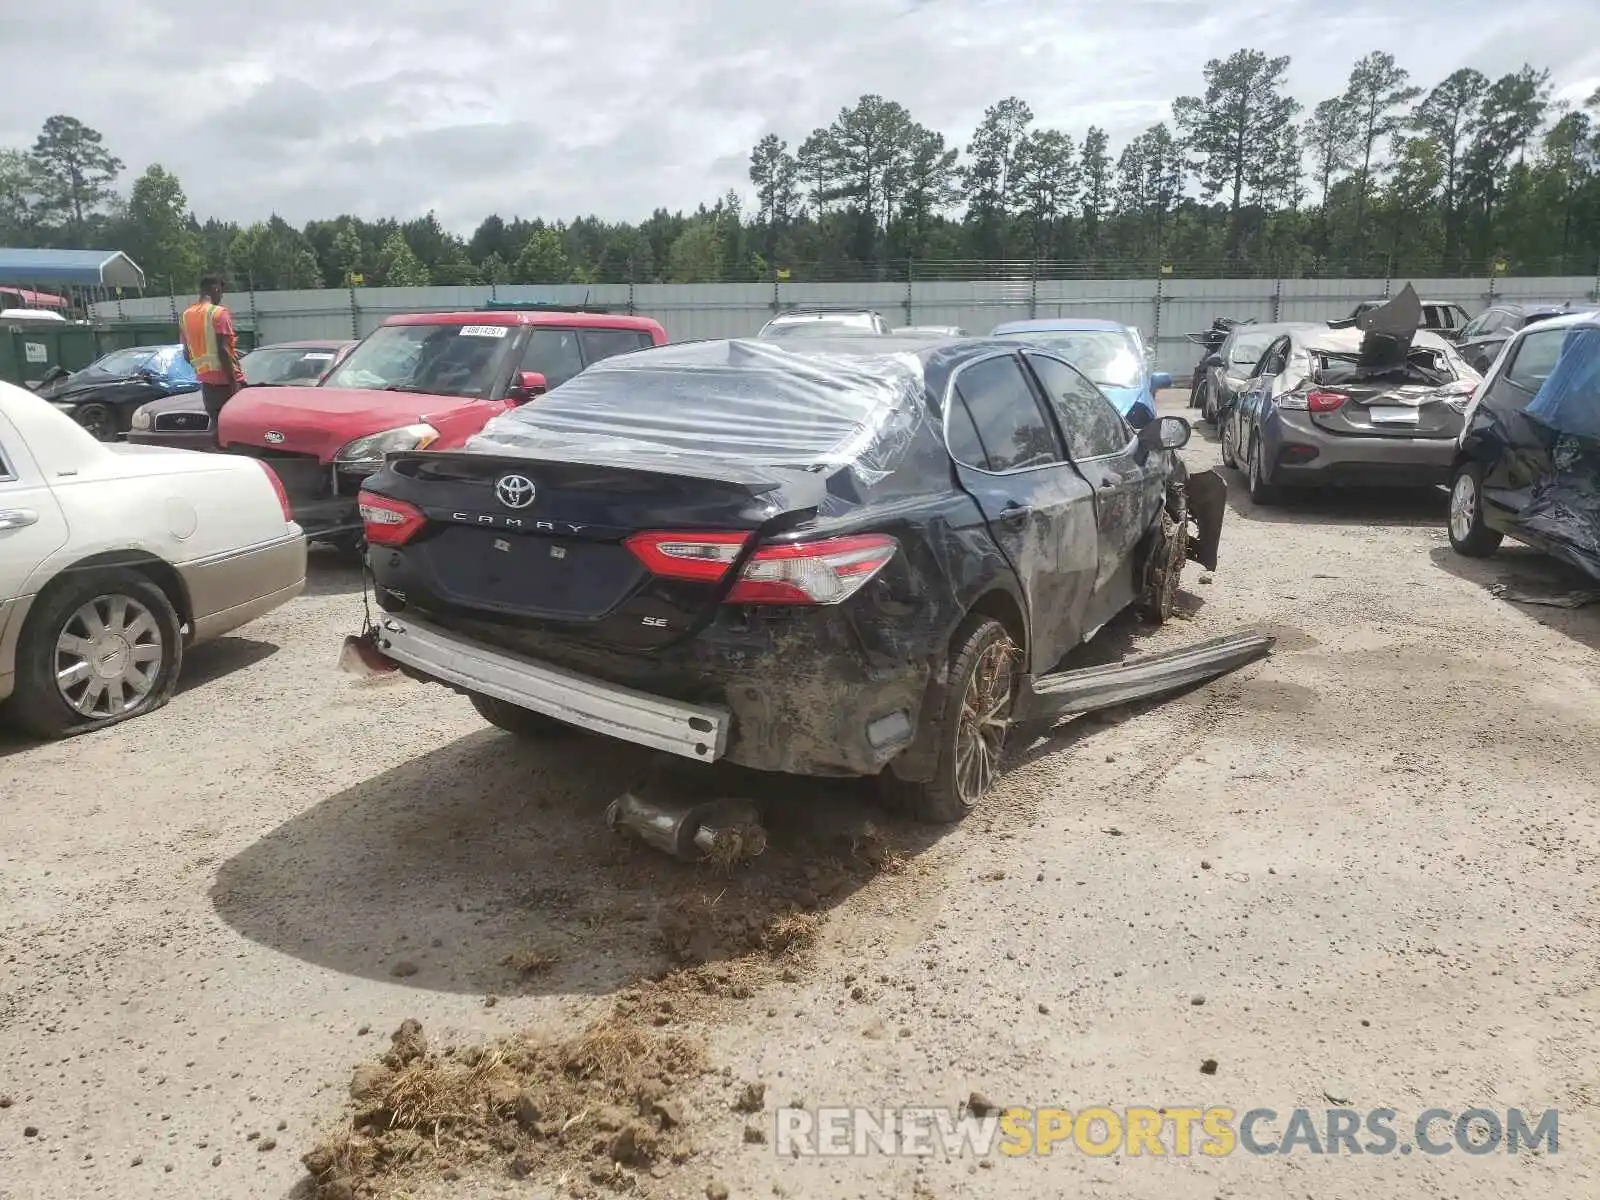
[301,816,918,1198]
[302,1016,705,1199]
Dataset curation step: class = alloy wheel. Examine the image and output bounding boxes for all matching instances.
[1449,472,1477,543]
[54,594,165,718]
[953,639,1015,806]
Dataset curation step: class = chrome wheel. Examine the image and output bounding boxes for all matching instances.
[1449,472,1477,543]
[54,594,165,718]
[954,639,1015,807]
[1221,415,1236,465]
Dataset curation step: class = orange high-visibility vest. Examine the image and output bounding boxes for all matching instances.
[180,302,224,375]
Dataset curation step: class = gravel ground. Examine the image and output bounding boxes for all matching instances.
[2,392,1598,1199]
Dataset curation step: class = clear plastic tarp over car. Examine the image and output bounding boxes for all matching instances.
[467,339,927,490]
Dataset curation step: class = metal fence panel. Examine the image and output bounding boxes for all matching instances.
[93,274,1600,376]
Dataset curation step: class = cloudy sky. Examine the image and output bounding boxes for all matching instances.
[2,0,1597,233]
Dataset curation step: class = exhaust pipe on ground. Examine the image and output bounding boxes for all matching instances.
[606,790,768,863]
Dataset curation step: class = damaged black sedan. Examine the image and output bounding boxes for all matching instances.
[348,337,1227,822]
[1449,311,1600,580]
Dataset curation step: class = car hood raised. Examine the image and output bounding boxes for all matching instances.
[216,385,479,463]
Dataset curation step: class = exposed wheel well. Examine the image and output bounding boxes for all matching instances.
[967,589,1027,658]
[33,552,193,632]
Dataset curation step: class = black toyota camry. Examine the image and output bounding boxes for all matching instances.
[350,335,1224,821]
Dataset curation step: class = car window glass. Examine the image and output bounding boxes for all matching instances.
[1503,328,1570,392]
[578,328,653,365]
[0,439,12,480]
[1460,314,1487,340]
[950,355,1060,472]
[520,328,587,389]
[1024,351,1130,460]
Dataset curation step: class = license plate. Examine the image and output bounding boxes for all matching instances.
[1368,406,1420,425]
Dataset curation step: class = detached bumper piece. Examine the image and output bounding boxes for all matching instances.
[366,614,731,761]
[1017,630,1274,723]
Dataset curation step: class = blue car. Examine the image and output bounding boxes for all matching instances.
[991,319,1170,426]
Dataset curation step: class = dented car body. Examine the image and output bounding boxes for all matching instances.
[1222,291,1481,500]
[352,336,1226,820]
[1450,312,1600,581]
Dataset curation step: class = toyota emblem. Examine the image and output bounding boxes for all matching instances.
[495,474,536,509]
[264,431,286,444]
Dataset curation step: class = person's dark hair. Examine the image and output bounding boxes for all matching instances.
[199,274,225,297]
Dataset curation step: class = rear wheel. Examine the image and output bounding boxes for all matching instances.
[1448,463,1503,558]
[73,403,118,442]
[1220,409,1239,468]
[1247,435,1277,506]
[886,616,1017,823]
[7,569,183,738]
[468,691,578,739]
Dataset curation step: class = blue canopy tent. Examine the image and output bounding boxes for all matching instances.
[0,248,148,313]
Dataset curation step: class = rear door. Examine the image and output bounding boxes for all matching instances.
[1021,351,1160,605]
[944,352,1098,672]
[0,409,70,610]
[1474,325,1570,512]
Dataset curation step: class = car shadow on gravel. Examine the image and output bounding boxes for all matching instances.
[301,550,366,597]
[210,729,941,998]
[1429,544,1600,655]
[176,635,280,693]
[1222,470,1447,527]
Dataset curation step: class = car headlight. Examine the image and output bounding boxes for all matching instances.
[334,423,439,473]
[130,408,153,431]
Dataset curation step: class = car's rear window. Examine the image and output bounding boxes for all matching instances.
[469,339,925,486]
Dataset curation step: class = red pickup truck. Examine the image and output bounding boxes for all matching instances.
[216,310,667,546]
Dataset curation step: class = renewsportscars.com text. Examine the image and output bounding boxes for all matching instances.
[774,1106,1559,1158]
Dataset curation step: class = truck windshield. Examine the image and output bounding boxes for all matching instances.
[324,324,516,397]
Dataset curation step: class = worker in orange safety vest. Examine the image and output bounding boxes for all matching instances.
[179,274,245,432]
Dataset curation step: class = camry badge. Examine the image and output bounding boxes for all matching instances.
[495,474,536,510]
[263,431,286,444]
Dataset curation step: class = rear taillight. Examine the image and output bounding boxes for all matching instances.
[1307,390,1347,413]
[358,491,425,546]
[254,460,293,523]
[624,531,898,605]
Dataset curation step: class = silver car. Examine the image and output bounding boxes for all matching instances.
[1221,325,1481,504]
[757,309,892,339]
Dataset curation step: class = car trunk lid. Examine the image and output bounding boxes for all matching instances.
[371,451,827,641]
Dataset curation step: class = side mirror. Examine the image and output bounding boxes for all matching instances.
[1202,354,1224,369]
[1139,414,1191,454]
[508,370,548,404]
[1150,371,1173,390]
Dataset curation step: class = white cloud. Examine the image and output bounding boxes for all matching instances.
[1,0,1595,232]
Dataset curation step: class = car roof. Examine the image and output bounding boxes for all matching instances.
[991,318,1128,334]
[763,309,880,323]
[1224,322,1320,340]
[381,310,665,332]
[251,338,354,350]
[1505,310,1600,335]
